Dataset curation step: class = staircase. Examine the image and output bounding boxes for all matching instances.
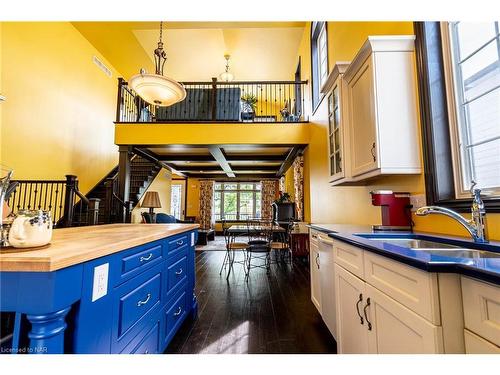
[72,155,162,225]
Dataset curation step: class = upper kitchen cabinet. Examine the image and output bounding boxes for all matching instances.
[343,36,422,181]
[321,62,351,184]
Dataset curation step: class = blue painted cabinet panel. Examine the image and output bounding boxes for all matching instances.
[0,229,198,354]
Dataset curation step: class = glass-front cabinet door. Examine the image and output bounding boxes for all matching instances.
[328,82,344,181]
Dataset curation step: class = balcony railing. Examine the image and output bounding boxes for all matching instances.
[116,78,308,123]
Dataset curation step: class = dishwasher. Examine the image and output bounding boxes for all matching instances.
[317,233,337,340]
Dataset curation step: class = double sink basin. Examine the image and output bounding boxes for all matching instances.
[353,233,500,260]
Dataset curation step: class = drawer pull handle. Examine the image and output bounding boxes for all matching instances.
[137,293,151,307]
[363,297,372,331]
[315,253,320,269]
[312,234,318,239]
[355,293,364,325]
[173,306,182,316]
[175,268,183,276]
[176,240,184,246]
[370,142,376,162]
[140,253,153,262]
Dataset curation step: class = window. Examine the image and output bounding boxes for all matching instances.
[170,184,182,219]
[443,22,500,197]
[311,22,328,111]
[414,22,500,212]
[214,182,262,221]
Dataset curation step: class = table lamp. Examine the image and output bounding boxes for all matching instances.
[141,191,161,223]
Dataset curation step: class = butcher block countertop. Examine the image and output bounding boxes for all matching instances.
[0,223,199,273]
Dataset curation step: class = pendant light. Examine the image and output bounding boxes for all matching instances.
[219,54,234,82]
[129,21,186,107]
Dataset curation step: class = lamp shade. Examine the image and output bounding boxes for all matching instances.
[129,73,186,107]
[219,71,234,82]
[141,191,162,209]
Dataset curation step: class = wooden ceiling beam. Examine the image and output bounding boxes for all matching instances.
[208,146,235,178]
[276,147,304,177]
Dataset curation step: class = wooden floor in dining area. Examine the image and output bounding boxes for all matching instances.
[165,251,337,354]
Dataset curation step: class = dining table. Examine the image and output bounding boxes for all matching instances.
[223,224,286,279]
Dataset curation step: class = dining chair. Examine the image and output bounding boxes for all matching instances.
[245,220,274,282]
[270,219,294,265]
[219,219,248,277]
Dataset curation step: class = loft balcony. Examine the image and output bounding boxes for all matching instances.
[115,78,308,124]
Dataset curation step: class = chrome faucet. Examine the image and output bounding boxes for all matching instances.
[416,181,488,243]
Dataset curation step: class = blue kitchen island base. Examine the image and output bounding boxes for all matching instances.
[0,224,199,354]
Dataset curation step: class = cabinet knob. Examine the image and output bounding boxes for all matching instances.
[175,268,183,276]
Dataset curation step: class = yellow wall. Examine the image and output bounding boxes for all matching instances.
[131,168,172,223]
[186,177,201,220]
[0,22,119,194]
[298,22,500,240]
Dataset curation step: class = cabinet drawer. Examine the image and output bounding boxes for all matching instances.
[115,241,164,285]
[334,241,365,279]
[462,276,500,347]
[131,322,160,354]
[167,234,189,258]
[162,288,188,347]
[114,265,162,342]
[363,251,440,324]
[166,255,188,299]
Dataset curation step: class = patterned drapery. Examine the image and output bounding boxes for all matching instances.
[293,155,304,221]
[260,180,279,220]
[199,180,215,230]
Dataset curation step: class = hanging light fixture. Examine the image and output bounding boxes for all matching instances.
[219,54,234,82]
[129,21,186,107]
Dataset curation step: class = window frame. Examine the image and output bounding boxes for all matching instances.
[214,182,262,221]
[311,21,329,114]
[441,22,500,198]
[414,21,500,213]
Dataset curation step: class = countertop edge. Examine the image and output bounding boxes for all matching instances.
[327,232,500,286]
[0,224,199,273]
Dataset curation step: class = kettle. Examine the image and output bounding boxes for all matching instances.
[8,210,53,248]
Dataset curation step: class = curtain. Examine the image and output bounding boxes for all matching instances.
[199,180,215,230]
[260,180,279,221]
[293,155,304,221]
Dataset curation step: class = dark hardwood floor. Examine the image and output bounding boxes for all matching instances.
[166,251,337,354]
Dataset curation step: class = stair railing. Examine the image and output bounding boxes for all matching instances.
[7,175,100,228]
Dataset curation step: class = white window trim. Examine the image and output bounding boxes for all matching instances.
[440,22,500,199]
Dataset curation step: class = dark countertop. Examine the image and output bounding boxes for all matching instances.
[308,223,500,285]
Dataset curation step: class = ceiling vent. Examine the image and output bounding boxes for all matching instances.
[92,55,112,78]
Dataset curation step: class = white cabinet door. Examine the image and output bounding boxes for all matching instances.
[334,264,369,353]
[310,243,322,313]
[365,284,444,354]
[348,57,378,177]
[318,234,336,339]
[464,329,500,354]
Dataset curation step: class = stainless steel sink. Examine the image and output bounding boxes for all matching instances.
[353,233,500,259]
[360,237,458,250]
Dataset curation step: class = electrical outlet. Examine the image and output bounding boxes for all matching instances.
[409,194,427,211]
[92,263,109,302]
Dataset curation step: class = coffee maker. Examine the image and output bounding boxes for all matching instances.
[370,190,413,231]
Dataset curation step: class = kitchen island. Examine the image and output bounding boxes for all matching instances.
[0,223,199,354]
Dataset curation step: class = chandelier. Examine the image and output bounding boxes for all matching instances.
[219,54,234,82]
[129,21,186,107]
